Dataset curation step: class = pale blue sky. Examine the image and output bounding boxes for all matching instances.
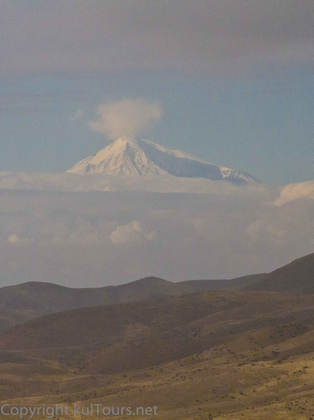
[1,0,314,185]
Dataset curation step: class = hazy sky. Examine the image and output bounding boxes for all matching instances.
[0,0,314,287]
[1,0,314,184]
[1,185,313,288]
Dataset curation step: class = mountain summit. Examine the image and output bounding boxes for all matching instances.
[67,136,258,184]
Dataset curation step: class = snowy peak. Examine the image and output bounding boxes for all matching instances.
[67,136,259,184]
[67,136,168,176]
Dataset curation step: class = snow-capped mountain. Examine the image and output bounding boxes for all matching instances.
[67,136,258,184]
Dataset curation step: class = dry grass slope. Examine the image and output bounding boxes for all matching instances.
[1,290,314,419]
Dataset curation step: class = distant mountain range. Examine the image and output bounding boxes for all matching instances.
[0,274,262,330]
[2,251,314,331]
[67,136,259,185]
[1,254,314,418]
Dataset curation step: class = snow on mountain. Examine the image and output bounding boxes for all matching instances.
[0,137,260,193]
[67,136,259,184]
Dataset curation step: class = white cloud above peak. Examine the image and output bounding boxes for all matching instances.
[89,98,163,139]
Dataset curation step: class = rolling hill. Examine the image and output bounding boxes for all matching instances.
[0,274,262,330]
[1,290,314,419]
[3,252,314,419]
[246,252,314,294]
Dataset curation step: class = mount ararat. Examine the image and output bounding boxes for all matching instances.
[67,136,259,184]
[0,137,260,193]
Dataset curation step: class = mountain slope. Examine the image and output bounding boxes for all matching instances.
[0,274,263,330]
[2,289,314,355]
[2,290,314,419]
[67,136,258,184]
[246,252,314,293]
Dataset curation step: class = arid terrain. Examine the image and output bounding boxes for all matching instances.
[1,0,314,418]
[0,274,262,330]
[1,254,314,419]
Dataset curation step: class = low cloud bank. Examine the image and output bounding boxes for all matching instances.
[275,180,314,206]
[0,182,313,288]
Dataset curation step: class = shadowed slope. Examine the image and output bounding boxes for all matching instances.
[0,274,263,329]
[246,253,314,293]
[2,291,314,419]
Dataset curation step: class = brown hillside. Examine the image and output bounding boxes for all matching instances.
[2,291,314,418]
[246,252,314,293]
[0,274,262,330]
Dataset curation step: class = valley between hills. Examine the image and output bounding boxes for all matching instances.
[1,253,314,419]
